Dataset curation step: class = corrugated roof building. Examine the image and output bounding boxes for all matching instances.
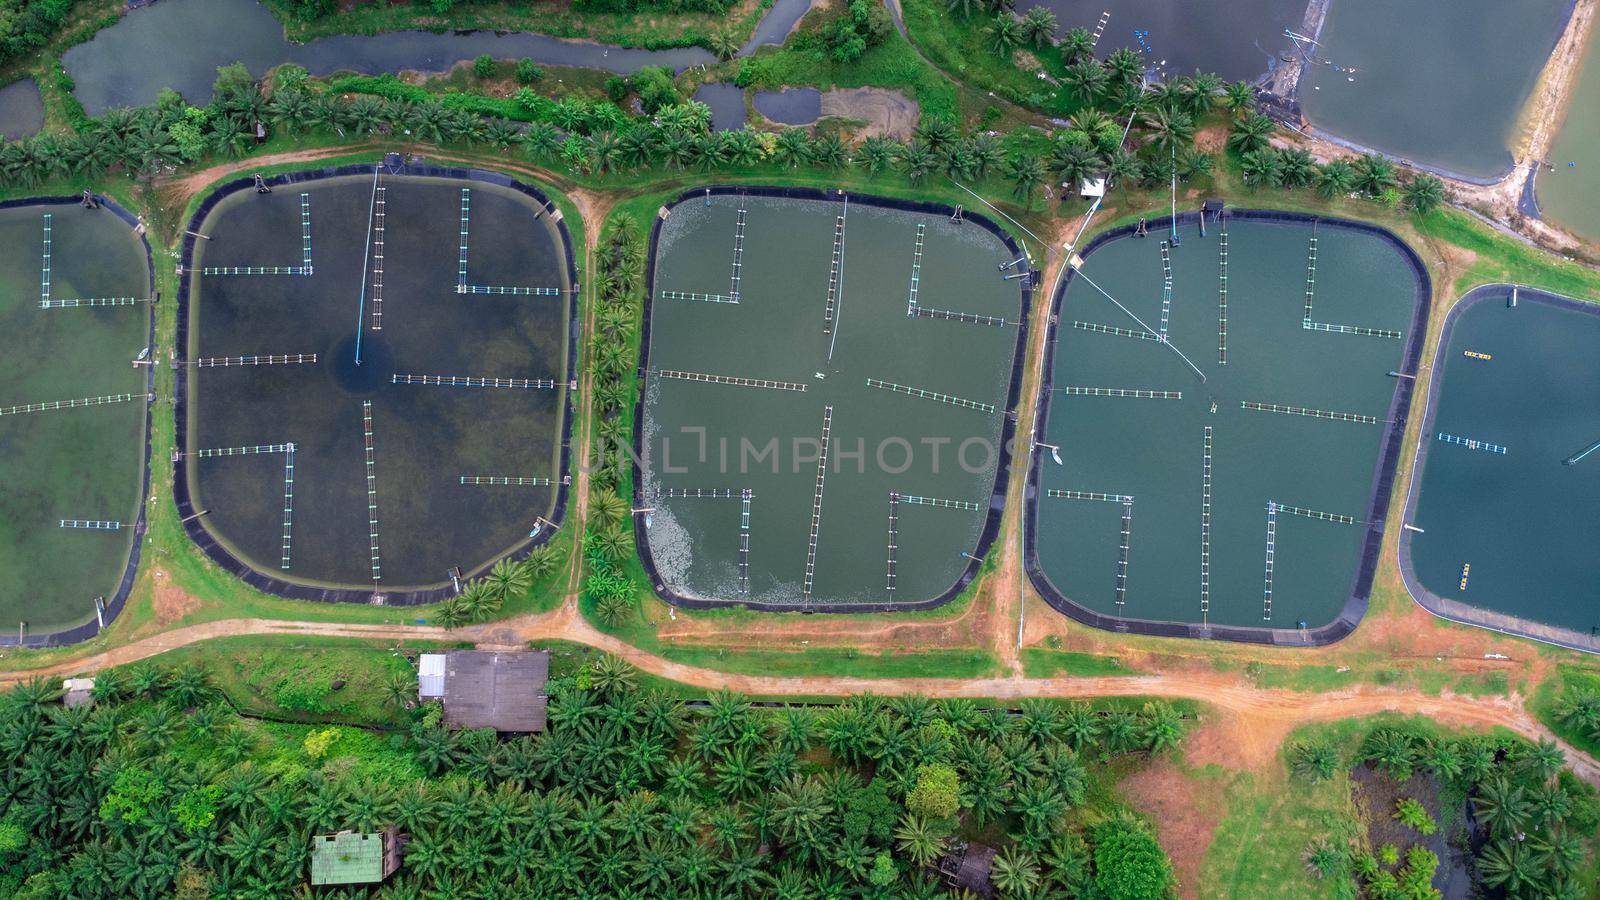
[416,650,550,733]
[309,828,402,886]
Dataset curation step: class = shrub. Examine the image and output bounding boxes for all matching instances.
[1091,818,1175,900]
[303,727,340,760]
[473,54,496,79]
[1395,797,1437,835]
[515,58,543,85]
[905,763,962,820]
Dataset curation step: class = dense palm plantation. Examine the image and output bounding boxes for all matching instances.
[0,659,1183,897]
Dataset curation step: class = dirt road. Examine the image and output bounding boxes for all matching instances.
[7,600,1596,785]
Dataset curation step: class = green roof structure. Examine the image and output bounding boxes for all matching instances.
[309,831,389,886]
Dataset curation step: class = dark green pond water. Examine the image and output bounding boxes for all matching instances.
[0,203,150,632]
[185,172,570,591]
[1034,215,1419,630]
[1405,289,1600,635]
[1036,0,1300,82]
[1300,0,1567,180]
[641,193,1026,607]
[0,79,43,139]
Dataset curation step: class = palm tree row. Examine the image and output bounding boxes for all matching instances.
[0,656,1183,898]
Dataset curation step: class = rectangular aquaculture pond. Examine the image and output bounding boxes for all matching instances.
[1039,0,1300,82]
[0,199,153,640]
[636,188,1031,609]
[1401,286,1600,647]
[179,167,575,600]
[1028,211,1425,641]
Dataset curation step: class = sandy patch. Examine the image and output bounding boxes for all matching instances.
[150,568,202,626]
[820,87,918,141]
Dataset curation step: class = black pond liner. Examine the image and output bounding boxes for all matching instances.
[0,195,156,648]
[1025,209,1431,647]
[632,185,1035,613]
[1397,284,1600,655]
[173,163,579,607]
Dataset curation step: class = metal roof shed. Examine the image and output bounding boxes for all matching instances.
[440,650,550,733]
[417,653,446,699]
[309,829,400,886]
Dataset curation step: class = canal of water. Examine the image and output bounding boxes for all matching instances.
[62,0,812,116]
[1536,31,1600,242]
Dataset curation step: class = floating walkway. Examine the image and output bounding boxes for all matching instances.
[895,493,981,511]
[1071,266,1206,382]
[886,493,899,594]
[41,297,147,310]
[461,476,555,486]
[0,393,142,417]
[657,290,738,304]
[1436,432,1507,455]
[362,401,381,583]
[1072,321,1159,341]
[455,188,561,296]
[1047,489,1133,503]
[1302,231,1318,321]
[654,369,807,392]
[905,224,924,316]
[1241,401,1379,424]
[1217,222,1228,365]
[190,442,295,569]
[1060,386,1181,399]
[39,214,50,304]
[202,193,313,276]
[1274,503,1356,524]
[392,374,557,389]
[1262,502,1278,621]
[730,207,746,303]
[194,443,293,457]
[661,487,743,498]
[1564,438,1600,466]
[802,406,832,600]
[195,354,317,368]
[823,212,845,335]
[1201,425,1212,618]
[59,519,125,530]
[866,378,995,413]
[911,305,1008,327]
[280,444,296,570]
[369,182,387,330]
[1158,240,1173,340]
[1303,321,1403,339]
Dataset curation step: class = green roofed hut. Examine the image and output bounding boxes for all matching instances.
[309,828,402,887]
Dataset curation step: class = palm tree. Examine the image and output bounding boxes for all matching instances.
[1064,60,1108,105]
[435,596,469,628]
[381,671,413,712]
[1060,27,1094,64]
[591,526,629,562]
[966,132,1002,179]
[853,136,897,173]
[1227,112,1274,154]
[914,117,957,152]
[521,543,561,581]
[1020,7,1058,47]
[1279,148,1316,188]
[811,132,848,170]
[1104,47,1144,87]
[458,581,495,621]
[590,654,637,694]
[591,490,629,530]
[596,593,633,627]
[1006,155,1045,207]
[894,814,945,866]
[1185,71,1222,116]
[991,844,1041,895]
[1289,740,1341,782]
[1142,108,1194,156]
[483,118,523,152]
[588,130,624,174]
[771,128,810,167]
[1478,838,1541,893]
[1141,702,1184,753]
[897,141,935,185]
[709,28,741,60]
[1354,153,1397,195]
[1178,146,1214,178]
[487,557,532,604]
[945,0,983,16]
[988,17,1023,55]
[524,122,562,161]
[1315,160,1357,198]
[1403,174,1446,214]
[1474,776,1533,838]
[1224,80,1256,116]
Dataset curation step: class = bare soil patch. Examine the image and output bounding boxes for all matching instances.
[1122,758,1224,899]
[149,568,202,627]
[821,88,918,141]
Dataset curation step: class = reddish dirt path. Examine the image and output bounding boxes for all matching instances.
[8,601,1596,785]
